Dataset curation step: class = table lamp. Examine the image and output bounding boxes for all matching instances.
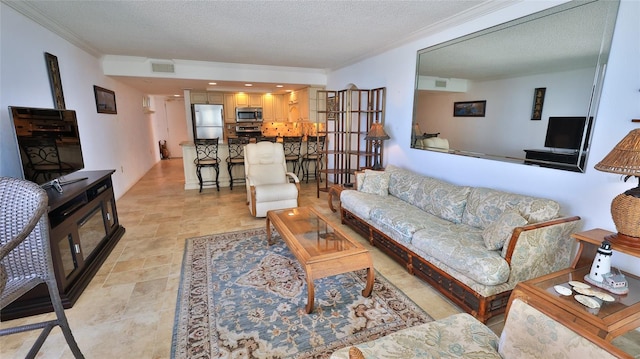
[365,122,390,170]
[594,128,640,249]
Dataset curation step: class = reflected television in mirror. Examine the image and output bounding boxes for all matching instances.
[544,116,592,151]
[411,0,619,172]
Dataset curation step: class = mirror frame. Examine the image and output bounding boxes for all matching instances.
[411,0,620,172]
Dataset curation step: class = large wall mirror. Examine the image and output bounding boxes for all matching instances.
[412,0,619,172]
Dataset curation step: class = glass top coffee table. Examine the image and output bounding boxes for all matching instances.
[266,206,374,313]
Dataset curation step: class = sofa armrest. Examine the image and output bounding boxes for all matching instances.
[354,171,365,190]
[504,216,581,283]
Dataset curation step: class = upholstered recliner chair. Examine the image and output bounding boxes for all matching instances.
[244,141,301,217]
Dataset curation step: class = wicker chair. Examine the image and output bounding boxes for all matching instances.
[0,177,84,358]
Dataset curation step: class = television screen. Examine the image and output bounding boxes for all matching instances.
[10,106,85,185]
[544,116,589,151]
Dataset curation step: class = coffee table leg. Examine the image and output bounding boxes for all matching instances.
[266,215,273,245]
[305,276,315,314]
[362,267,374,297]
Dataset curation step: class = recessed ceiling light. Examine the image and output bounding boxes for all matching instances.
[244,83,253,87]
[208,82,217,85]
[276,85,284,88]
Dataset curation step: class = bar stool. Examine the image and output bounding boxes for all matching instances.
[300,135,325,183]
[226,137,249,190]
[282,136,302,175]
[256,136,277,143]
[194,139,220,192]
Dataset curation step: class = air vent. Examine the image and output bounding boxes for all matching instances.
[151,62,175,73]
[435,80,447,88]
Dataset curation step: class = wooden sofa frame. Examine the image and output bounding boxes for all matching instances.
[341,206,580,323]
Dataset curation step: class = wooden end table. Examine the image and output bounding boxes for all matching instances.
[327,183,353,212]
[266,206,374,313]
[511,229,640,345]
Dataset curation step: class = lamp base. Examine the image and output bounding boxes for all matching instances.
[610,190,640,245]
[604,232,640,249]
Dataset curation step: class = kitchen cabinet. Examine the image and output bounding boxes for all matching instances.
[207,92,224,104]
[262,94,274,121]
[190,92,208,104]
[274,94,286,121]
[298,88,309,121]
[224,94,236,123]
[235,93,248,107]
[191,92,223,105]
[1,170,125,320]
[249,94,262,107]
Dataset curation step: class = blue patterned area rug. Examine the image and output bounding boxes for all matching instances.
[171,227,432,359]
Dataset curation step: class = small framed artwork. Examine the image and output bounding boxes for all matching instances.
[45,52,66,109]
[93,85,117,114]
[531,87,546,120]
[453,100,486,117]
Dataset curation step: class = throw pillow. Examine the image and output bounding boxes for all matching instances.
[482,208,528,250]
[359,170,390,196]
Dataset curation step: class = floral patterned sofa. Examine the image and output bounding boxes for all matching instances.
[339,165,581,322]
[330,295,628,359]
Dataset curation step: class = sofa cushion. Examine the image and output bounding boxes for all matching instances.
[482,208,528,250]
[340,190,384,220]
[462,187,560,229]
[370,201,452,245]
[358,170,390,196]
[330,312,500,359]
[413,177,470,224]
[385,165,425,204]
[412,224,511,286]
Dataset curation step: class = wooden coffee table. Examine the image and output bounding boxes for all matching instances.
[266,206,374,313]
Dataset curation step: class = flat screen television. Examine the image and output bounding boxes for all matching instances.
[10,106,85,185]
[544,116,591,151]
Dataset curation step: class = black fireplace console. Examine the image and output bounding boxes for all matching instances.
[1,170,125,320]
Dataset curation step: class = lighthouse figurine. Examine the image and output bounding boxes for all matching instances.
[588,240,612,283]
[584,239,629,295]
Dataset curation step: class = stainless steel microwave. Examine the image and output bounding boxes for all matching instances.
[235,107,263,122]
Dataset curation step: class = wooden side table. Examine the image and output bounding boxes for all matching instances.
[510,228,640,345]
[512,266,639,342]
[327,183,353,212]
[571,228,640,269]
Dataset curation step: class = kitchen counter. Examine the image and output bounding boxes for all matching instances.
[180,139,312,191]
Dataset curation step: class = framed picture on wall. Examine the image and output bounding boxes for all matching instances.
[453,100,486,117]
[531,87,546,120]
[93,85,117,114]
[45,52,66,109]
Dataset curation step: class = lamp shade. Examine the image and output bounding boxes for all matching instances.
[595,129,640,175]
[595,128,640,248]
[365,123,390,141]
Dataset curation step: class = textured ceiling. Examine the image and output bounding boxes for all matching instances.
[6,0,500,94]
[418,0,617,81]
[9,0,493,68]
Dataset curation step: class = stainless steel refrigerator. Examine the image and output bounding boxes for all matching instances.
[191,104,224,140]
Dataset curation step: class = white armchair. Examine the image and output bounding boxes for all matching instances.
[244,141,301,217]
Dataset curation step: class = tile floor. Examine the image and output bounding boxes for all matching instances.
[1,158,503,358]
